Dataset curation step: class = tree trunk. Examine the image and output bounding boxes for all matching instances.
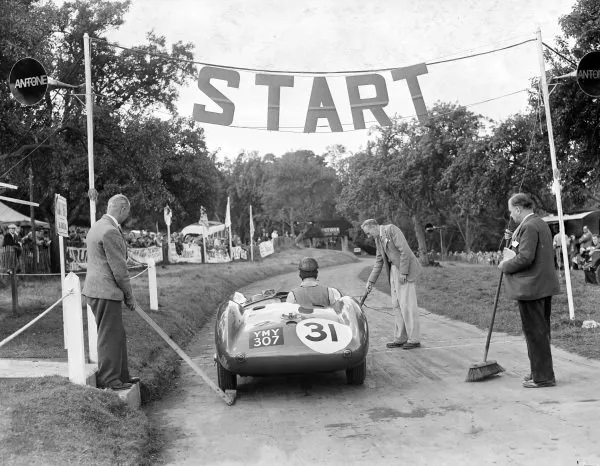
[412,215,428,263]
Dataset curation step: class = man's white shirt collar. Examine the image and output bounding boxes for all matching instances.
[106,214,120,228]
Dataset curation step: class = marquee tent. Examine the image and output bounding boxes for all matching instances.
[0,201,50,228]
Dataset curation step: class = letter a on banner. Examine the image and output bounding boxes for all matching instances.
[304,77,343,132]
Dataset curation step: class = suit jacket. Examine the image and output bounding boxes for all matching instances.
[82,215,134,303]
[3,233,19,247]
[500,214,560,301]
[368,224,422,284]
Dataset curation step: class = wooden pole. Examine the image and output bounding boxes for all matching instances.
[10,267,18,316]
[84,33,97,225]
[29,162,38,272]
[536,28,575,320]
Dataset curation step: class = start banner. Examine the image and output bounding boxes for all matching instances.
[192,63,429,132]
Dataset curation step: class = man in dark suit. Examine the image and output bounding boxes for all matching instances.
[83,194,140,390]
[499,193,560,388]
[362,219,423,349]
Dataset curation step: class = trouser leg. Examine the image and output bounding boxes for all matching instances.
[87,297,128,387]
[518,297,555,383]
[399,282,420,343]
[390,269,408,343]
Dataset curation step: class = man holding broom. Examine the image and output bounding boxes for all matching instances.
[499,193,560,388]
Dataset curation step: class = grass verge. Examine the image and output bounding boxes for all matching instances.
[0,247,357,465]
[359,261,600,360]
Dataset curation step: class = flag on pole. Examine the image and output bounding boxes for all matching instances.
[225,196,233,256]
[249,205,255,262]
[225,197,231,228]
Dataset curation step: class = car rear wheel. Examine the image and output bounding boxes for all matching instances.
[346,359,366,385]
[217,361,237,391]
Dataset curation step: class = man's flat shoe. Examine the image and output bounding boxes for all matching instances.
[402,342,421,350]
[386,341,406,348]
[523,379,556,388]
[523,374,532,382]
[106,382,133,391]
[127,377,141,384]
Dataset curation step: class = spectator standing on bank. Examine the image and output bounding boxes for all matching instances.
[578,226,593,250]
[362,219,422,350]
[499,193,560,388]
[82,194,140,391]
[552,229,570,271]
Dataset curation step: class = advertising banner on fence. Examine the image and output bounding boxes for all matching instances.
[231,246,248,260]
[127,246,163,265]
[259,240,275,258]
[66,246,87,271]
[169,243,204,263]
[206,246,232,263]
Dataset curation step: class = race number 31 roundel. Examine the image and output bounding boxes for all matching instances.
[8,57,48,106]
[296,318,352,354]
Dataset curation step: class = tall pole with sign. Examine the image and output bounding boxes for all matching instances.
[55,194,69,347]
[83,34,97,225]
[536,28,575,320]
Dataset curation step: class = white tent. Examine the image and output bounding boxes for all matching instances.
[0,201,50,228]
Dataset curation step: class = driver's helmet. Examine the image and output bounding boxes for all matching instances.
[298,257,319,272]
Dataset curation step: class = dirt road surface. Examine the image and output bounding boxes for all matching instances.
[147,258,600,465]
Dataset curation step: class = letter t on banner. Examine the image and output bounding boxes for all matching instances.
[391,63,429,123]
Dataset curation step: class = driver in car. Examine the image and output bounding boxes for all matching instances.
[286,257,342,307]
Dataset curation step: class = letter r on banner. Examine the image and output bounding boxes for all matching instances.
[193,66,240,126]
[346,74,392,130]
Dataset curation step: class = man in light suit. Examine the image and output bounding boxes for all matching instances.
[83,194,140,390]
[362,219,422,349]
[499,193,560,388]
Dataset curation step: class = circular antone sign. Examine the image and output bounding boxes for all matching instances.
[577,51,600,97]
[8,57,48,105]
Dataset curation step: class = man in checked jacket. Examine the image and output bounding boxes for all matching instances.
[83,194,140,390]
[362,219,423,349]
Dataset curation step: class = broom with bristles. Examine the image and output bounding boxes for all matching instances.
[465,270,506,382]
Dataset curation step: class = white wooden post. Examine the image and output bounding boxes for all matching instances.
[148,258,158,311]
[59,235,68,348]
[64,273,86,385]
[86,304,98,363]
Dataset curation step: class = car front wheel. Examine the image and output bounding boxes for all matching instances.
[346,359,366,385]
[217,361,237,391]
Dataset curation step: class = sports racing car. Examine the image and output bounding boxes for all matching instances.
[214,290,369,390]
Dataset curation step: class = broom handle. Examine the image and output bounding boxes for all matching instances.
[483,272,503,362]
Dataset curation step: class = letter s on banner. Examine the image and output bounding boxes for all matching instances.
[193,66,240,126]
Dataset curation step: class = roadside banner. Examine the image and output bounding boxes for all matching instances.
[259,240,274,258]
[66,247,88,271]
[231,246,248,260]
[169,242,204,263]
[206,246,232,263]
[128,246,163,265]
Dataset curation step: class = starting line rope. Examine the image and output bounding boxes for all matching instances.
[0,290,74,350]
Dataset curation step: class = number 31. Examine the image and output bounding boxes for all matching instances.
[305,322,338,342]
